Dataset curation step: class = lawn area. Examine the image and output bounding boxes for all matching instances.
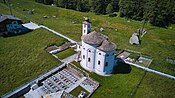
[55,48,76,60]
[70,86,89,97]
[0,0,174,75]
[134,72,175,98]
[72,61,175,98]
[0,28,66,95]
[0,0,175,97]
[72,61,144,98]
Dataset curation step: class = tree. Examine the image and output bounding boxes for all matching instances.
[76,0,90,12]
[144,0,169,27]
[43,0,54,5]
[90,0,106,14]
[106,3,113,14]
[111,0,119,12]
[3,0,6,3]
[54,0,66,8]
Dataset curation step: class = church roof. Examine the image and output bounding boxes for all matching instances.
[82,31,108,46]
[97,40,116,51]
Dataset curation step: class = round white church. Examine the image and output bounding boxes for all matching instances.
[77,18,117,76]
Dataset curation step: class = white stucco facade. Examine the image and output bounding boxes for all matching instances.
[79,19,117,76]
[80,41,97,72]
[95,49,115,76]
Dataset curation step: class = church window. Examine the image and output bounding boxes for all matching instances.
[88,50,91,52]
[88,58,91,62]
[84,30,86,33]
[98,60,101,65]
[99,53,101,55]
[105,62,108,66]
[83,55,85,59]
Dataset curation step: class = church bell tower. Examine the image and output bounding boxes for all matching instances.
[82,18,91,35]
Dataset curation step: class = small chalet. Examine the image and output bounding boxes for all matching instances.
[0,14,23,34]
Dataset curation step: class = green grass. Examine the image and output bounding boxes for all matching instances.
[72,61,175,98]
[135,72,175,98]
[128,52,140,60]
[1,0,174,75]
[0,0,175,97]
[55,48,76,60]
[0,28,66,95]
[72,61,143,98]
[70,86,89,97]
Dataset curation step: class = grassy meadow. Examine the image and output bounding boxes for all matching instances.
[0,28,66,95]
[55,48,76,60]
[0,0,175,97]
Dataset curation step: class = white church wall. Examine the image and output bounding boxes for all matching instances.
[80,41,96,72]
[104,50,115,74]
[95,50,106,73]
[95,49,115,75]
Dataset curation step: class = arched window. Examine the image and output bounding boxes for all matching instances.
[88,58,91,62]
[105,62,108,66]
[83,55,85,59]
[98,60,100,65]
[99,53,101,55]
[106,54,109,56]
[88,50,91,52]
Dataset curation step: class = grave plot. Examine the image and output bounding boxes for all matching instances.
[23,65,99,98]
[117,49,152,67]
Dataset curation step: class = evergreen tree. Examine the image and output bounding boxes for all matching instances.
[54,0,66,8]
[119,0,131,18]
[76,0,90,12]
[43,0,53,5]
[36,0,175,27]
[144,0,169,27]
[106,3,113,14]
[90,0,106,14]
[111,0,119,12]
